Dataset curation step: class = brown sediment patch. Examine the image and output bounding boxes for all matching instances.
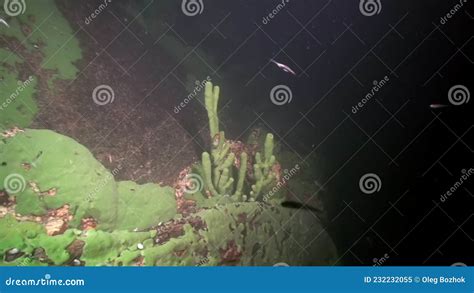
[154,221,186,245]
[44,204,72,236]
[81,217,97,231]
[66,239,85,264]
[219,240,242,265]
[153,215,207,245]
[174,167,198,215]
[3,1,201,186]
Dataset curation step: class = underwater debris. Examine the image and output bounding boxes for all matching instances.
[4,248,23,262]
[44,218,67,236]
[44,205,72,236]
[28,181,57,197]
[21,162,32,171]
[81,217,97,231]
[1,127,24,138]
[7,248,19,255]
[174,167,198,215]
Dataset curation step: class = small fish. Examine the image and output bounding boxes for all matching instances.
[429,104,449,109]
[281,201,322,213]
[0,18,9,28]
[270,59,296,75]
[281,201,326,224]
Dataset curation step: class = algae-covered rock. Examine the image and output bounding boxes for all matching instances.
[0,129,337,266]
[0,0,82,131]
[0,215,156,266]
[144,202,337,266]
[0,53,38,131]
[116,181,177,231]
[0,215,75,266]
[0,215,45,259]
[1,201,337,266]
[0,129,119,230]
[1,0,82,80]
[80,229,155,266]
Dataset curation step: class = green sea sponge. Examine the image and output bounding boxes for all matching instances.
[200,82,279,201]
[115,181,177,231]
[0,129,119,230]
[250,133,277,200]
[80,229,155,266]
[0,215,45,258]
[0,215,75,266]
[0,0,82,130]
[144,202,337,266]
[204,82,220,138]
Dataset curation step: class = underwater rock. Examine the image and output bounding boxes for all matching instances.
[0,0,82,131]
[145,202,337,266]
[115,181,177,231]
[0,129,180,232]
[0,200,337,266]
[0,129,119,230]
[0,128,337,266]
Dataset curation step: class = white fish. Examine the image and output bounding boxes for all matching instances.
[270,59,296,75]
[429,104,449,109]
[0,18,9,28]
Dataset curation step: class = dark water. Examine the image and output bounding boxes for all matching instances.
[165,0,473,264]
